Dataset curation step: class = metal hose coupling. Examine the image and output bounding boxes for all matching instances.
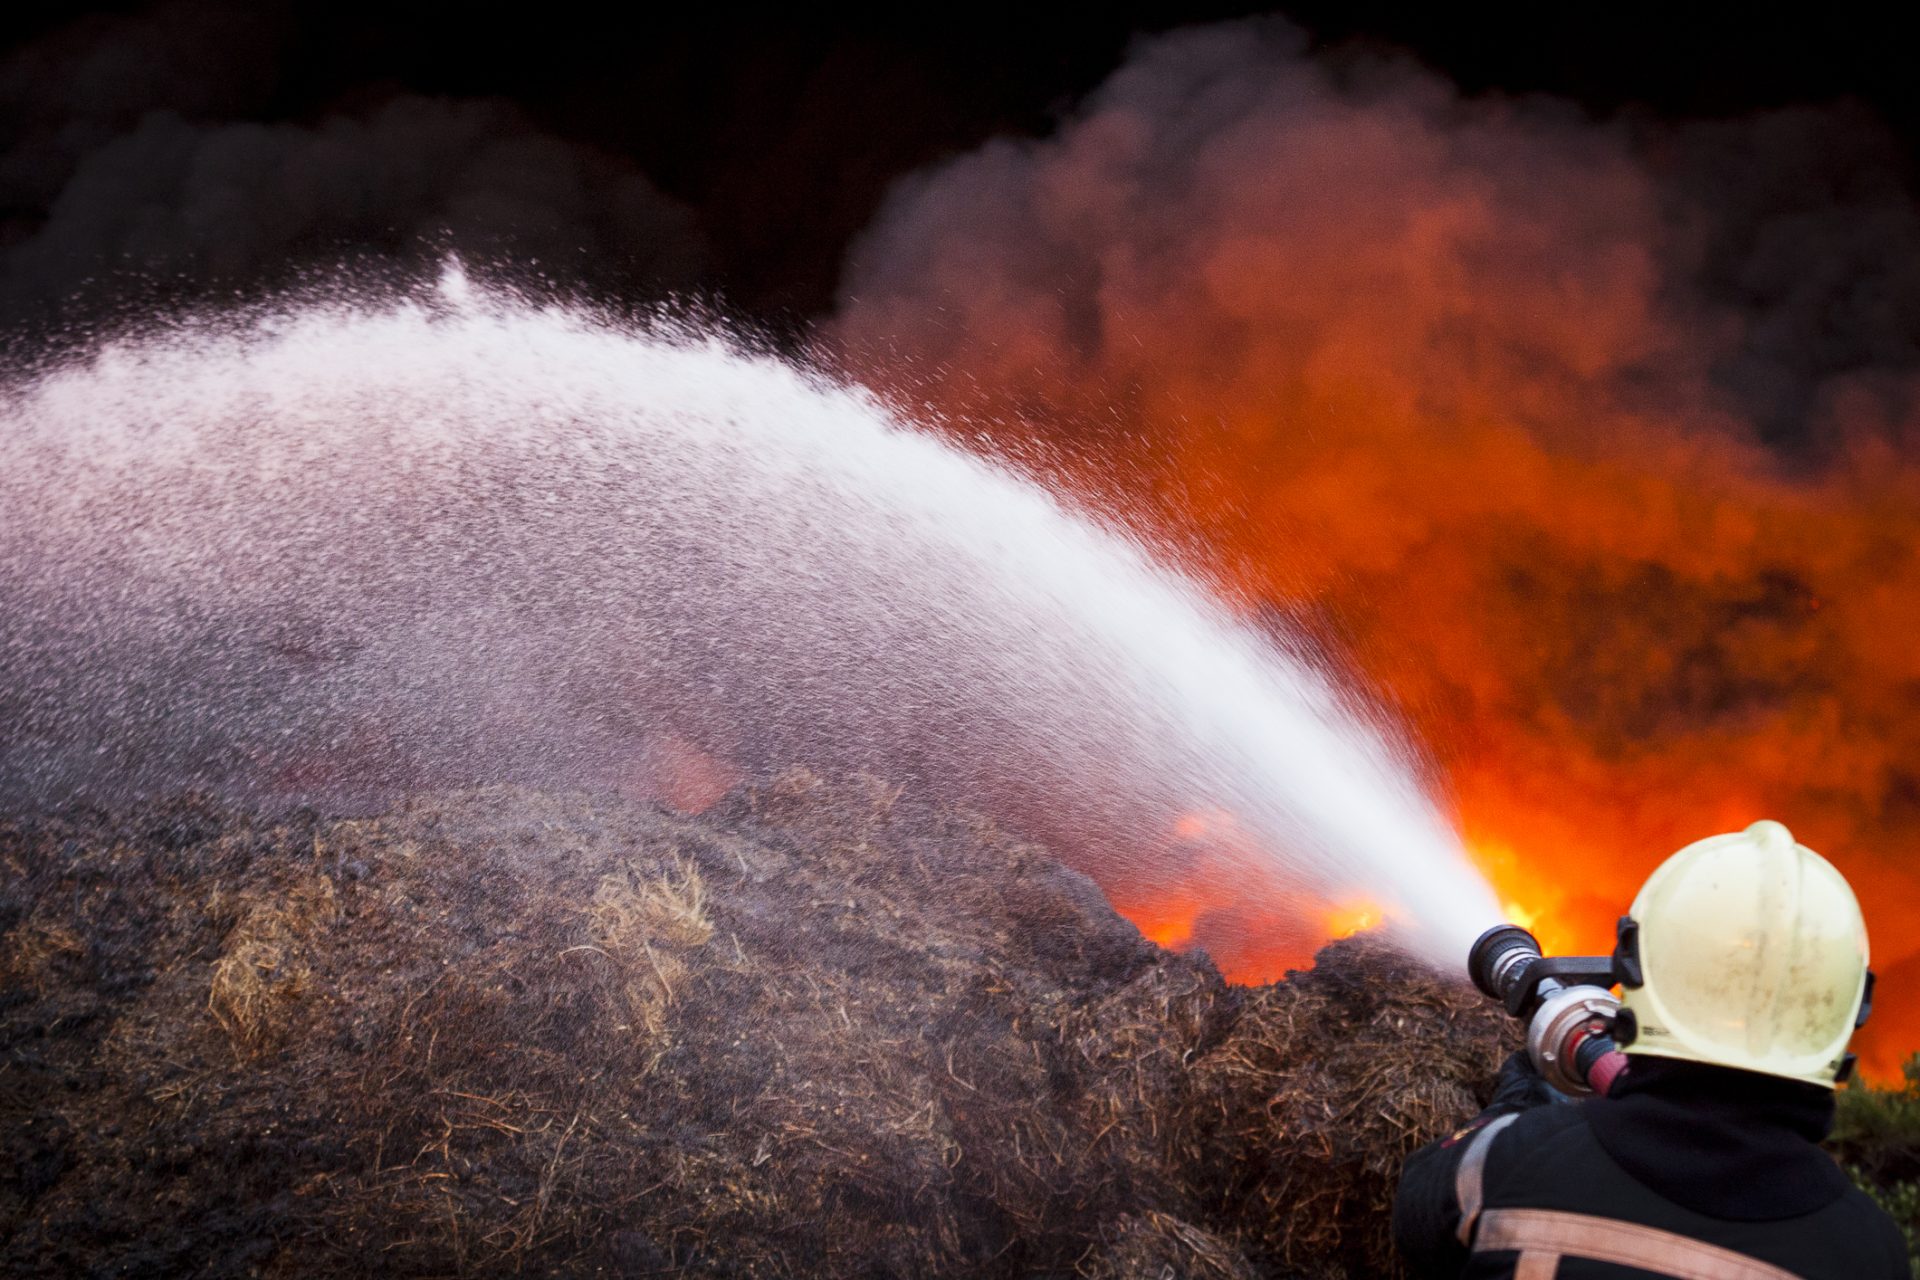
[1468,924,1630,1097]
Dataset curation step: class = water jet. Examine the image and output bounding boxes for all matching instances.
[0,270,1500,965]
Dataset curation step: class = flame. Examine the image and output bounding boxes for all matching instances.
[1125,900,1199,951]
[1325,899,1388,939]
[1106,814,1405,983]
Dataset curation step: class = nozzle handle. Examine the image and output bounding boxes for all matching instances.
[1513,955,1621,1016]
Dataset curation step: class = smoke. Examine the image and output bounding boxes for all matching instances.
[0,1,703,331]
[833,17,1920,1074]
[1664,103,1920,451]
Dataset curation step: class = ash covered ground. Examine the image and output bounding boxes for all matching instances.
[0,772,1520,1277]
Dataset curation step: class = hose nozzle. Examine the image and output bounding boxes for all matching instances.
[1469,923,1543,1010]
[1467,923,1628,1097]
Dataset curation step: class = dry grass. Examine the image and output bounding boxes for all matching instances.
[0,917,86,985]
[587,854,714,951]
[208,871,338,1054]
[579,855,713,1048]
[1075,1211,1262,1280]
[1180,941,1513,1276]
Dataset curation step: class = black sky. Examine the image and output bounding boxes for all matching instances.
[3,2,1919,331]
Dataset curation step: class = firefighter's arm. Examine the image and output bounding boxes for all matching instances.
[1392,1051,1560,1275]
[1391,1123,1476,1277]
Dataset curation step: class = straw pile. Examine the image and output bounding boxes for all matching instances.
[1,773,1515,1277]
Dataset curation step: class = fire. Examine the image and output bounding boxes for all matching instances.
[1324,900,1388,939]
[1127,904,1198,952]
[1108,810,1329,980]
[634,732,739,815]
[1107,815,1402,984]
[833,24,1920,1080]
[1463,830,1591,959]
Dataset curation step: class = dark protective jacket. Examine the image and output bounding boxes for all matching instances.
[1392,1054,1909,1279]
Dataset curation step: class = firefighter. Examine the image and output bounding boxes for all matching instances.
[1393,820,1908,1278]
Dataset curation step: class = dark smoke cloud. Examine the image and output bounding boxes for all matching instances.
[1660,103,1920,453]
[836,20,1712,461]
[0,1,286,184]
[0,1,703,331]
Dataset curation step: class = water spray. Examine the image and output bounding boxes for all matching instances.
[1468,923,1630,1097]
[0,270,1506,965]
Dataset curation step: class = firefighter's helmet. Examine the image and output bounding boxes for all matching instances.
[1616,820,1872,1088]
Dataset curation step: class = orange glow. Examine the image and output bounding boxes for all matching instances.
[631,731,739,815]
[832,48,1920,1080]
[1325,899,1388,939]
[1105,816,1410,984]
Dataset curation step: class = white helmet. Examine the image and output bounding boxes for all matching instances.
[1615,820,1872,1088]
